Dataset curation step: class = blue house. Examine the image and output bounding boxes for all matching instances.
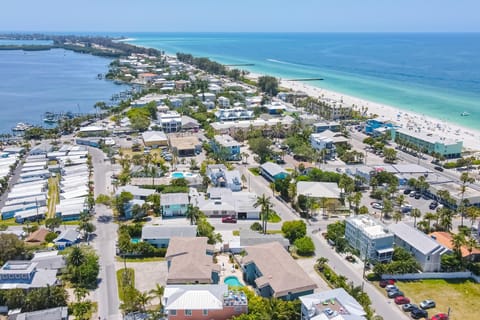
[212,135,241,161]
[53,229,80,250]
[1,203,38,220]
[242,242,317,300]
[160,193,189,217]
[259,162,289,182]
[364,118,394,136]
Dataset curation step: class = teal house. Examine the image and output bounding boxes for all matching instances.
[259,162,289,182]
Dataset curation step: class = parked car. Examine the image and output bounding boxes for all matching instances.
[409,192,417,197]
[401,204,413,213]
[385,284,398,292]
[371,202,384,210]
[379,279,395,288]
[221,216,237,223]
[411,308,428,319]
[403,189,412,195]
[394,296,411,305]
[431,313,448,320]
[402,303,419,312]
[429,201,438,210]
[420,300,436,309]
[387,290,404,298]
[414,192,422,199]
[434,166,444,172]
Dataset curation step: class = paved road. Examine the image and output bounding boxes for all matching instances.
[236,161,410,319]
[89,147,121,320]
[308,223,410,319]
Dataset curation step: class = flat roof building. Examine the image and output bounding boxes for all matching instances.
[345,216,394,263]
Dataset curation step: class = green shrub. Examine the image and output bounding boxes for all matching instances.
[250,222,263,232]
[294,236,315,256]
[45,232,58,243]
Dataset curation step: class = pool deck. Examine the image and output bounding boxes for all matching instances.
[217,254,245,286]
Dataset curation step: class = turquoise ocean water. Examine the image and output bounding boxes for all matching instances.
[127,33,480,130]
[0,47,127,133]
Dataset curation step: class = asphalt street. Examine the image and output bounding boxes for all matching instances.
[89,147,121,320]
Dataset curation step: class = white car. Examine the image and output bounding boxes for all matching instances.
[371,202,384,210]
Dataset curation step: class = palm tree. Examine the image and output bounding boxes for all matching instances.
[466,206,480,229]
[459,172,475,227]
[254,194,273,234]
[393,211,403,223]
[466,238,478,262]
[438,207,453,231]
[149,284,165,309]
[353,192,362,215]
[78,220,96,244]
[137,291,152,312]
[185,204,202,225]
[423,212,437,232]
[452,233,466,258]
[68,246,85,267]
[410,208,421,228]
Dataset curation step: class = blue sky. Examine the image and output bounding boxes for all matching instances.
[1,0,479,32]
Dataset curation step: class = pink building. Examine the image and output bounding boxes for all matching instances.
[163,284,248,320]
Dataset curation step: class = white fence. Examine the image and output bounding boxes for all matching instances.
[381,272,479,282]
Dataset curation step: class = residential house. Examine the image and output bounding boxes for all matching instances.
[259,162,289,182]
[31,251,66,271]
[159,111,182,133]
[141,225,197,248]
[53,229,80,250]
[264,102,287,115]
[217,96,230,108]
[310,130,348,160]
[430,231,480,262]
[116,185,155,201]
[212,135,241,161]
[313,121,341,133]
[181,116,200,132]
[345,216,394,263]
[226,229,290,254]
[389,223,449,272]
[300,288,367,320]
[194,188,260,219]
[207,164,242,191]
[296,181,341,200]
[24,228,49,244]
[165,237,220,284]
[163,284,247,320]
[161,193,189,217]
[142,131,168,147]
[124,199,145,219]
[9,307,68,320]
[168,134,202,157]
[215,107,254,122]
[0,260,59,289]
[242,242,317,300]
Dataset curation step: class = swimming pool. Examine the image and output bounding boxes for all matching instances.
[130,238,140,244]
[224,276,243,287]
[171,171,195,179]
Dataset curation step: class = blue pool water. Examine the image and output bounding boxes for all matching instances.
[171,171,194,179]
[130,238,140,244]
[224,276,243,287]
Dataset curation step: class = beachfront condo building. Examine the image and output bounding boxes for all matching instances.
[345,216,394,263]
[391,127,462,158]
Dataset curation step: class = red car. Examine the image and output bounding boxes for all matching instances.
[221,216,237,223]
[394,296,411,305]
[379,279,395,288]
[431,313,448,320]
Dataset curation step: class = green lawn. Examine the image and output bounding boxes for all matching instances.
[267,212,282,223]
[115,256,165,263]
[248,167,260,176]
[116,268,135,300]
[395,279,480,320]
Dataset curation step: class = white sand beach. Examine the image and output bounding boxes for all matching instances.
[267,76,480,153]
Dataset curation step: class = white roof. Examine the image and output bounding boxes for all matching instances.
[164,284,227,310]
[297,181,341,199]
[142,130,168,142]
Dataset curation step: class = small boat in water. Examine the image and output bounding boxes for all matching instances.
[12,122,33,132]
[460,111,470,116]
